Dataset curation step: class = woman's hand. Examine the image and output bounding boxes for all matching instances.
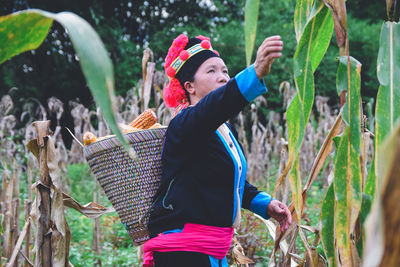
[267,199,292,232]
[254,35,283,79]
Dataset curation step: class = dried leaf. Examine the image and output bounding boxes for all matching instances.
[298,227,313,267]
[143,62,155,110]
[322,0,348,53]
[231,237,255,265]
[47,136,62,189]
[300,225,318,234]
[32,120,50,147]
[386,0,397,21]
[0,95,13,115]
[5,220,30,267]
[254,214,289,254]
[303,112,342,194]
[51,188,70,267]
[63,192,114,218]
[26,138,39,162]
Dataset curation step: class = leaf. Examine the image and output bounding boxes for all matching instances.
[364,124,400,266]
[254,214,289,254]
[322,0,347,53]
[375,22,400,151]
[51,188,70,267]
[303,112,342,194]
[357,157,376,258]
[244,0,260,66]
[0,9,134,157]
[143,62,155,110]
[231,237,255,264]
[294,1,334,73]
[364,157,376,200]
[333,56,362,266]
[298,227,313,266]
[0,11,53,64]
[47,136,62,189]
[26,139,39,162]
[386,0,397,21]
[281,0,333,222]
[366,21,400,267]
[62,193,114,218]
[294,0,314,42]
[321,184,337,267]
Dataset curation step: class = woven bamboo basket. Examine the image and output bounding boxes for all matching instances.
[83,127,167,246]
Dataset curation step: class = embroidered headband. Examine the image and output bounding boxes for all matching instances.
[163,34,220,111]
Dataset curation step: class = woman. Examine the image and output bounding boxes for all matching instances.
[143,34,291,267]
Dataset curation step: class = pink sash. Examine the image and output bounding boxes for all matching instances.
[143,223,234,266]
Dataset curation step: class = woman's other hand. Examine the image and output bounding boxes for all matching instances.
[254,35,283,79]
[266,199,292,232]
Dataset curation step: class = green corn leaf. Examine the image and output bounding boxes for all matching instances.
[364,157,376,200]
[337,56,362,125]
[333,129,353,266]
[294,0,314,42]
[244,0,260,66]
[0,9,133,156]
[285,0,333,222]
[321,184,337,267]
[357,155,376,259]
[334,56,362,266]
[0,11,53,64]
[375,22,400,153]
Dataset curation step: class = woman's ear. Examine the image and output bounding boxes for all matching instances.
[184,81,195,95]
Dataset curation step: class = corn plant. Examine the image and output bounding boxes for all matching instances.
[243,0,399,265]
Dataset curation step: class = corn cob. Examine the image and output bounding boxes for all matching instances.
[118,123,141,133]
[129,109,157,129]
[148,122,162,129]
[83,131,97,146]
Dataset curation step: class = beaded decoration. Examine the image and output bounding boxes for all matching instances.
[163,34,219,112]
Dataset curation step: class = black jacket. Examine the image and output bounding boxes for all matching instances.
[148,65,272,236]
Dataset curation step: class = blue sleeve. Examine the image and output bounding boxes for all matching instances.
[249,192,273,219]
[242,181,272,219]
[235,64,267,102]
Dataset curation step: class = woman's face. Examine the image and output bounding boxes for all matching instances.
[185,57,230,104]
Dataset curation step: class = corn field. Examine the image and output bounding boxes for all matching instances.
[1,0,400,266]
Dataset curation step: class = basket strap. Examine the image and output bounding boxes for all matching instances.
[139,178,175,226]
[161,178,175,210]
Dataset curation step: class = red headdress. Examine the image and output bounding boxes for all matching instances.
[162,34,219,114]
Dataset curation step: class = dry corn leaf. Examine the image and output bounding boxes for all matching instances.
[63,193,114,218]
[143,62,155,110]
[322,0,348,52]
[26,138,39,162]
[303,112,342,196]
[231,237,254,265]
